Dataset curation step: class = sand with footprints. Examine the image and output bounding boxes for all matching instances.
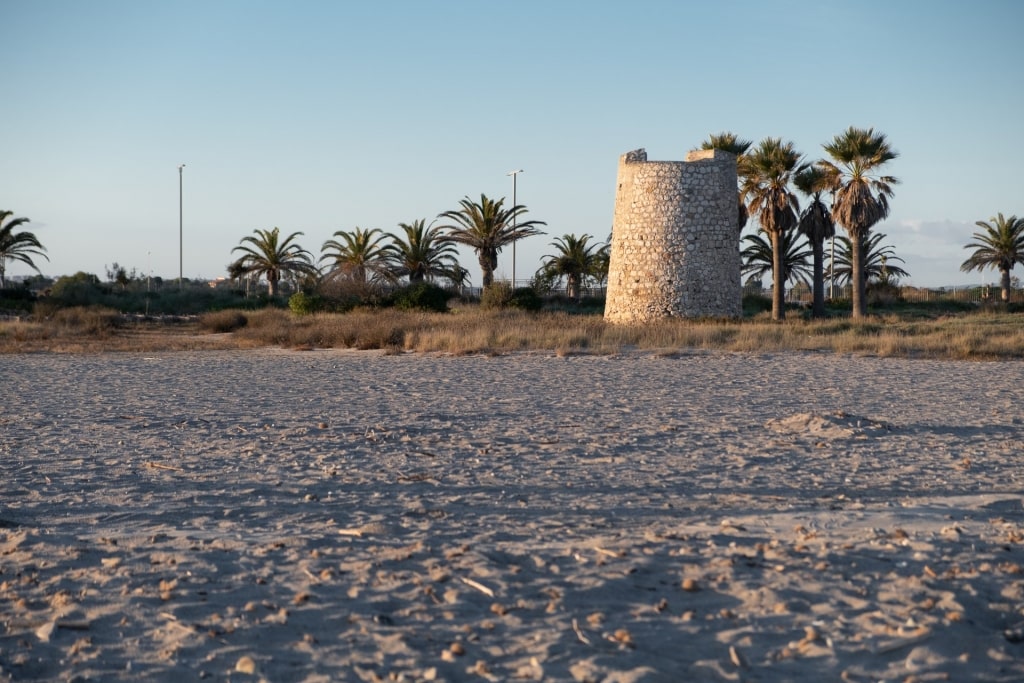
[2,349,1023,682]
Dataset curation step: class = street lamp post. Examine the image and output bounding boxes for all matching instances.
[507,169,523,287]
[829,235,834,300]
[178,164,186,289]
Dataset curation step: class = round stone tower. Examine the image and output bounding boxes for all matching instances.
[604,148,741,323]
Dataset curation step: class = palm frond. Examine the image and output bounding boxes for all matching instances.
[437,194,546,287]
[694,131,753,156]
[741,228,813,288]
[1,211,49,286]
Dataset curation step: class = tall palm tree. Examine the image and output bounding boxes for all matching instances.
[695,131,753,233]
[320,227,392,284]
[230,227,314,297]
[960,213,1024,302]
[831,233,909,288]
[0,211,48,288]
[741,229,813,291]
[794,166,836,318]
[384,219,461,284]
[438,194,545,289]
[538,233,602,300]
[739,138,803,320]
[820,127,899,318]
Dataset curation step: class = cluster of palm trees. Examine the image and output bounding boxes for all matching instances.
[699,126,900,320]
[228,194,549,297]
[741,229,909,300]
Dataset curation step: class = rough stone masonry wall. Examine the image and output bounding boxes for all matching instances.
[604,148,741,323]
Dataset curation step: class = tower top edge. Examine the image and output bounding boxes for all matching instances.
[620,148,737,165]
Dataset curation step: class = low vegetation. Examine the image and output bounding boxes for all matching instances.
[2,300,1023,359]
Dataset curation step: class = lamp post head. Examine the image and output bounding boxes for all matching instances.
[507,169,524,176]
[178,164,186,171]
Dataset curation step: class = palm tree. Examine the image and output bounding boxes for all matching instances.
[695,131,753,233]
[384,219,461,284]
[831,233,909,288]
[820,127,899,318]
[438,194,545,289]
[320,227,392,284]
[741,229,813,292]
[230,227,314,297]
[739,138,803,320]
[960,213,1024,302]
[592,239,611,289]
[538,233,602,300]
[794,166,836,318]
[0,211,48,288]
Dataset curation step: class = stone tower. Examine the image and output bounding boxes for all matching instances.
[604,148,741,323]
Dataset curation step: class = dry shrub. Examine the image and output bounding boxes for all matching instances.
[5,304,1024,360]
[199,310,248,333]
[234,308,294,345]
[0,320,50,348]
[50,307,121,336]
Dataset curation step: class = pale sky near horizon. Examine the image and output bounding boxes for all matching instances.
[3,0,1022,288]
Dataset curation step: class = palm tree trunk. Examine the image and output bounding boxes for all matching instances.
[811,239,826,318]
[479,253,494,288]
[1001,267,1011,302]
[479,249,499,289]
[770,230,786,321]
[268,275,278,297]
[851,232,866,318]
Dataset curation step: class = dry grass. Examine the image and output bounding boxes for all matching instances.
[2,305,1023,360]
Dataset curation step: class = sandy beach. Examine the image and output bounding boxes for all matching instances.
[2,349,1023,682]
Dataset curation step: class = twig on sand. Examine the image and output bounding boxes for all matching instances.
[572,618,592,645]
[145,462,183,472]
[397,471,437,483]
[337,528,365,537]
[459,577,495,597]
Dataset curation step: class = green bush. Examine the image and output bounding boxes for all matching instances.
[509,287,543,312]
[867,282,903,306]
[289,292,325,315]
[480,282,513,310]
[0,287,34,313]
[50,272,107,306]
[481,283,543,311]
[742,293,772,316]
[392,282,450,312]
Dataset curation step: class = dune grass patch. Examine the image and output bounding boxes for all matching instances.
[2,304,1022,359]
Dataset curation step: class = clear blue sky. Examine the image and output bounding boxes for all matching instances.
[3,0,1022,288]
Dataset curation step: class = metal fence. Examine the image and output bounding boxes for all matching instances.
[743,283,1024,305]
[464,281,1022,305]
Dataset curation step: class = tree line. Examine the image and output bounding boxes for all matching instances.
[225,193,611,302]
[699,126,1023,319]
[3,127,1023,316]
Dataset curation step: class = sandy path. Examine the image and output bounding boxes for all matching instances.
[1,350,1023,682]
